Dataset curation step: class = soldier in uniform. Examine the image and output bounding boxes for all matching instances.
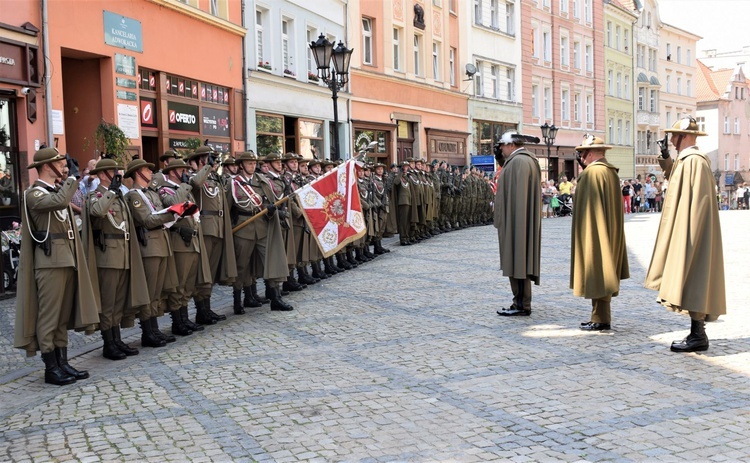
[371,162,391,254]
[383,163,399,237]
[395,160,414,246]
[220,155,238,190]
[230,151,293,312]
[15,147,100,385]
[282,152,317,285]
[187,146,237,325]
[158,159,211,336]
[494,131,542,317]
[82,157,150,360]
[124,159,180,347]
[355,163,376,262]
[151,149,180,189]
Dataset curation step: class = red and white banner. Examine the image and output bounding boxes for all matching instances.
[297,160,366,257]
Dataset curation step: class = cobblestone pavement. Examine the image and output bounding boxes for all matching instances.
[1,211,749,462]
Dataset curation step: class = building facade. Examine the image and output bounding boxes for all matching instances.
[348,0,469,167]
[247,1,349,159]
[521,0,605,182]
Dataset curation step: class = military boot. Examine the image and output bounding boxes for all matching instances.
[268,285,294,311]
[181,306,204,332]
[204,297,226,321]
[194,298,218,325]
[42,351,76,386]
[311,260,329,280]
[112,326,139,356]
[233,289,245,314]
[363,244,376,259]
[170,309,193,336]
[101,328,126,360]
[337,253,352,270]
[298,265,319,285]
[671,319,710,352]
[151,317,175,343]
[324,257,339,275]
[347,247,360,266]
[355,247,369,263]
[283,273,305,292]
[55,347,89,380]
[251,283,270,304]
[243,286,262,308]
[140,318,166,348]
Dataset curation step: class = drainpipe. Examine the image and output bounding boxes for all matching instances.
[42,0,53,146]
[344,1,351,160]
[241,0,248,150]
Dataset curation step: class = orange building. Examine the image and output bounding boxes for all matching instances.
[0,0,245,221]
[348,1,468,166]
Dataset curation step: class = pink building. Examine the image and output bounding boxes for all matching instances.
[696,61,750,198]
[520,0,605,182]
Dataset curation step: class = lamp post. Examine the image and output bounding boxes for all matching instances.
[540,123,558,181]
[309,34,353,161]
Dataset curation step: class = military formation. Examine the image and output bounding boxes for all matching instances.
[14,145,494,386]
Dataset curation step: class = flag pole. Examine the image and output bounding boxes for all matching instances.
[231,196,291,233]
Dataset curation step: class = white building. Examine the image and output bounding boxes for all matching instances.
[247,1,350,159]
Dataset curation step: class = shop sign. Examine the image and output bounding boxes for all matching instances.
[140,97,157,128]
[167,101,199,133]
[202,107,230,137]
[169,139,191,150]
[206,141,230,153]
[0,40,25,82]
[114,53,136,76]
[471,155,495,165]
[104,11,143,53]
[116,90,137,101]
[117,104,140,140]
[116,77,137,89]
[726,172,735,185]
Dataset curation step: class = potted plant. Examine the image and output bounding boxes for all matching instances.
[94,119,130,164]
[283,68,296,77]
[307,72,320,83]
[258,61,272,71]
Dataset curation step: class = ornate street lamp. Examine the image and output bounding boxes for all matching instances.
[309,34,353,160]
[540,123,558,180]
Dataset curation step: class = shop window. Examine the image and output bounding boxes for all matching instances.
[353,129,389,164]
[139,68,157,91]
[256,114,284,156]
[202,83,230,105]
[166,74,200,100]
[472,120,517,155]
[298,119,324,159]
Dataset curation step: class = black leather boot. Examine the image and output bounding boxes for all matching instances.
[112,326,139,356]
[347,248,359,266]
[194,298,217,325]
[283,274,305,292]
[311,260,329,280]
[671,319,709,352]
[363,244,376,259]
[102,328,126,360]
[233,289,245,314]
[170,309,193,336]
[140,318,166,348]
[355,247,369,263]
[42,351,76,385]
[252,283,270,304]
[325,257,339,274]
[298,266,318,285]
[55,347,89,380]
[243,286,262,308]
[337,253,352,270]
[269,286,294,311]
[181,306,204,332]
[204,298,226,321]
[151,317,175,343]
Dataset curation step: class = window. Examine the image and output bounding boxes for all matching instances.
[624,75,630,100]
[608,70,613,95]
[362,18,373,65]
[624,29,630,52]
[585,43,592,72]
[281,19,291,73]
[449,47,456,86]
[506,68,515,101]
[256,9,267,66]
[616,72,622,98]
[561,88,569,121]
[450,0,457,14]
[544,85,552,119]
[608,119,614,141]
[531,24,540,58]
[676,77,681,95]
[736,154,740,170]
[532,84,540,117]
[637,45,645,68]
[414,34,422,75]
[560,0,568,14]
[666,43,671,60]
[687,49,691,64]
[677,46,682,64]
[473,121,518,156]
[298,119,324,159]
[491,0,499,28]
[606,21,612,47]
[572,0,579,18]
[506,1,515,34]
[256,114,284,156]
[573,92,580,121]
[474,0,482,25]
[584,0,591,22]
[696,116,706,133]
[686,79,691,97]
[307,29,317,77]
[560,35,569,67]
[666,111,671,127]
[638,87,645,110]
[625,121,631,144]
[209,0,219,16]
[475,61,483,96]
[615,25,621,50]
[393,28,402,71]
[490,65,499,97]
[666,75,671,93]
[617,119,623,144]
[433,42,441,81]
[585,93,593,123]
[724,116,730,134]
[650,90,657,112]
[735,117,741,134]
[573,41,581,69]
[725,153,729,170]
[543,30,551,62]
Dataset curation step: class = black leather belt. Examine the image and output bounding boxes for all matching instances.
[49,231,75,240]
[237,211,259,217]
[201,210,224,217]
[104,232,130,241]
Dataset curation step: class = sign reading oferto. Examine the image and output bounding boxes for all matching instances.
[103,11,143,53]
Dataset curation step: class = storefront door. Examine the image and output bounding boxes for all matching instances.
[0,97,20,226]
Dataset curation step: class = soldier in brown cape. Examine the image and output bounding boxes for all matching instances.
[645,117,726,352]
[83,157,150,360]
[282,152,317,285]
[494,131,542,317]
[124,159,180,347]
[187,146,237,325]
[15,147,100,385]
[570,136,629,331]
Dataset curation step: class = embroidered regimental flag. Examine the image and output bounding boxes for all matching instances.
[297,160,366,257]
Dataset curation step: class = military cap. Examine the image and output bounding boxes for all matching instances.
[27,147,66,169]
[220,155,236,166]
[321,158,336,168]
[400,161,410,167]
[575,134,612,151]
[664,116,707,136]
[390,162,398,169]
[263,152,283,162]
[283,152,303,161]
[236,151,259,162]
[307,159,321,167]
[431,159,439,166]
[161,159,190,173]
[405,157,416,162]
[187,146,215,160]
[160,149,180,162]
[497,130,541,146]
[123,158,155,178]
[89,157,123,174]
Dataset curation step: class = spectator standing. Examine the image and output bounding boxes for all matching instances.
[631,178,642,212]
[644,178,657,212]
[621,180,632,213]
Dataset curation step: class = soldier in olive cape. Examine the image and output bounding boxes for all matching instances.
[83,157,150,360]
[645,116,726,352]
[15,147,100,385]
[570,136,629,331]
[494,131,542,317]
[124,158,180,348]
